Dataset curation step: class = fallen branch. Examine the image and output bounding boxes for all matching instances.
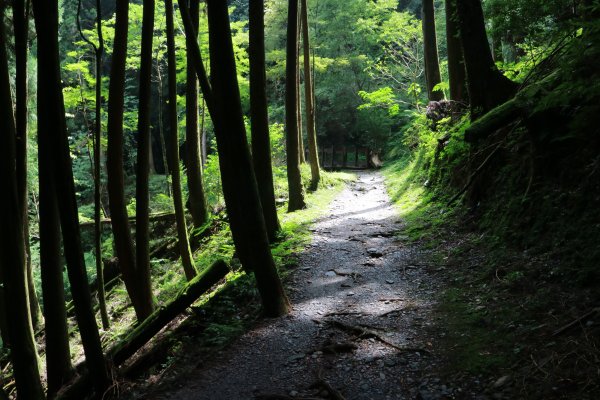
[446,139,505,207]
[323,311,363,317]
[110,260,229,365]
[78,212,176,227]
[552,307,600,337]
[56,260,229,400]
[379,308,404,317]
[326,319,429,354]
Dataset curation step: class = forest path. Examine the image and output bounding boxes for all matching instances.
[156,171,444,399]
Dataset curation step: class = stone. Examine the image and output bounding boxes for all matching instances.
[492,375,510,388]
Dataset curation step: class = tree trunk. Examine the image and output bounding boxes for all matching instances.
[186,0,209,228]
[177,0,215,117]
[13,0,43,331]
[111,260,229,365]
[296,10,305,165]
[0,8,44,397]
[155,61,171,189]
[39,124,74,398]
[107,0,154,320]
[92,0,110,330]
[445,0,467,102]
[201,99,208,166]
[457,0,517,118]
[32,0,110,393]
[285,0,306,212]
[301,0,320,189]
[422,0,444,101]
[35,2,75,394]
[166,0,197,281]
[206,0,290,317]
[54,260,229,400]
[135,0,157,322]
[249,0,281,243]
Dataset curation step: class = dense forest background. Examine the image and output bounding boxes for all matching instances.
[1,0,599,398]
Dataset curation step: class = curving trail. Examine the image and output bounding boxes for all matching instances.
[154,171,448,400]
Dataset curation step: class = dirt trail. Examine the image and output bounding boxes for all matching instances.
[153,171,449,400]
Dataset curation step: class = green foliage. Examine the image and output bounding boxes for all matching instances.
[202,153,223,209]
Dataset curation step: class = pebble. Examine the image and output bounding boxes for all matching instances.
[492,375,510,388]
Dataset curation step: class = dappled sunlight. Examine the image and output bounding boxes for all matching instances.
[151,171,439,399]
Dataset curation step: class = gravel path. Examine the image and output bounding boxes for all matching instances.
[153,171,448,400]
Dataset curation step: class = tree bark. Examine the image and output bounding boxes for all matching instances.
[186,0,209,228]
[32,0,110,393]
[296,8,305,164]
[206,0,290,317]
[456,0,517,118]
[107,0,154,320]
[13,0,43,331]
[36,2,75,394]
[301,0,320,189]
[135,0,157,319]
[177,0,215,117]
[166,0,197,281]
[285,0,306,211]
[111,260,229,365]
[55,260,229,400]
[249,0,281,242]
[77,0,112,331]
[445,0,467,102]
[0,8,44,397]
[422,0,444,101]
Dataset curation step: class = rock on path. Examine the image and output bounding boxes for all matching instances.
[152,171,450,400]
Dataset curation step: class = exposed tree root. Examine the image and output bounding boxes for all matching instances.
[325,319,430,354]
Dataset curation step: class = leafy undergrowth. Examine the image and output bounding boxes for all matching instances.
[382,27,600,394]
[380,23,600,398]
[384,152,600,399]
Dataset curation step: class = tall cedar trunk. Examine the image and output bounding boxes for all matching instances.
[13,0,43,330]
[186,0,209,228]
[285,0,306,211]
[166,0,197,281]
[0,9,44,397]
[177,0,215,116]
[36,2,74,393]
[107,0,154,320]
[422,0,444,101]
[296,9,305,164]
[445,0,467,102]
[456,0,516,118]
[32,0,110,393]
[249,0,281,242]
[93,0,110,330]
[206,0,290,317]
[201,99,207,165]
[301,0,320,188]
[135,0,157,317]
[156,62,170,185]
[38,68,74,400]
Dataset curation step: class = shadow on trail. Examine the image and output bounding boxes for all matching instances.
[149,171,440,400]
